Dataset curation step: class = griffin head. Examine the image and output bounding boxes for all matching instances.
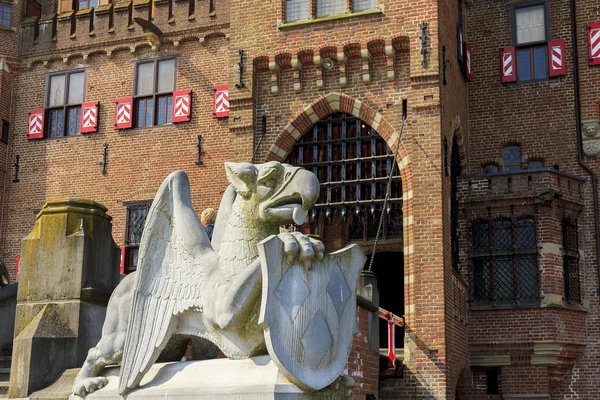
[224,161,320,226]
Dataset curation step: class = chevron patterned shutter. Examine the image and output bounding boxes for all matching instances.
[587,22,600,66]
[114,97,133,129]
[172,90,192,123]
[213,85,229,118]
[120,246,126,274]
[26,108,44,139]
[465,43,472,82]
[80,101,99,133]
[548,40,566,77]
[501,46,516,83]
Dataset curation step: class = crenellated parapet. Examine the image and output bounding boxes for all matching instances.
[19,0,229,55]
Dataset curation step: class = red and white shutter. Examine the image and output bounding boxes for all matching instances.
[465,43,472,82]
[172,90,192,123]
[27,108,44,139]
[213,85,229,118]
[548,40,566,77]
[114,97,133,129]
[587,22,600,66]
[501,46,516,83]
[16,254,21,275]
[80,101,99,133]
[120,246,126,274]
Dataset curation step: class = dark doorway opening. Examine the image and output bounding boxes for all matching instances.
[366,251,404,349]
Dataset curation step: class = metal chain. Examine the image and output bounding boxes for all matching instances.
[368,118,406,271]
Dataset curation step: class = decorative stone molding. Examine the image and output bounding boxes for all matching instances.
[582,120,599,138]
[531,341,562,365]
[583,141,600,157]
[469,355,511,366]
[540,293,565,308]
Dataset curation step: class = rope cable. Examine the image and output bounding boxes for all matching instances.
[368,117,406,272]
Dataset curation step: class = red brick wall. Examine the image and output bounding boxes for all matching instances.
[3,37,231,278]
[465,0,598,397]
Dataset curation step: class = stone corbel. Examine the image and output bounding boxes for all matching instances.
[385,38,395,81]
[43,60,49,68]
[337,50,348,88]
[314,55,324,89]
[63,57,69,65]
[291,56,302,93]
[106,49,113,57]
[583,141,600,158]
[582,120,599,138]
[269,58,279,95]
[360,45,371,85]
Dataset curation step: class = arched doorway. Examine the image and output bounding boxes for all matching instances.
[285,112,403,251]
[285,112,404,355]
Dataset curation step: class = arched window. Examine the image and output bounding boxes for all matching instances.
[286,113,402,243]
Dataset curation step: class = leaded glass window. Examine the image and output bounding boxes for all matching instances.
[469,217,539,304]
[286,113,402,242]
[124,202,151,273]
[316,0,344,17]
[134,58,175,128]
[562,219,581,303]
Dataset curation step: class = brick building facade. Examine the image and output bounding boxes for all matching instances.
[0,0,598,397]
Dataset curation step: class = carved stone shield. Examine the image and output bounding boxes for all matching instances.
[258,235,366,391]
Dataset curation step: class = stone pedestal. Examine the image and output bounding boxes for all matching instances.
[61,356,350,399]
[9,199,120,398]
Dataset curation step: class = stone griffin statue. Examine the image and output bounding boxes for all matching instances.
[72,161,364,398]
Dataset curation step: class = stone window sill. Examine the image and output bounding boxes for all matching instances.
[0,26,15,32]
[278,8,383,30]
[468,301,588,312]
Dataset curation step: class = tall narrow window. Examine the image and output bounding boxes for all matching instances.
[45,70,85,138]
[1,120,8,144]
[562,219,581,303]
[0,2,12,28]
[502,145,521,171]
[450,136,461,271]
[513,4,548,81]
[470,217,539,304]
[134,58,175,128]
[124,202,151,274]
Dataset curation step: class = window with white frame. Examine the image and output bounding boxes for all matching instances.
[513,3,549,81]
[45,70,85,138]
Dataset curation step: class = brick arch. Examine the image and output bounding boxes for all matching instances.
[265,91,416,329]
[265,92,411,189]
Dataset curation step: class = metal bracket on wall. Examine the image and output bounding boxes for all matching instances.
[12,155,19,183]
[102,143,108,176]
[419,22,429,68]
[195,135,204,166]
[235,49,245,89]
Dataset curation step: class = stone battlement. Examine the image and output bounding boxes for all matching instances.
[19,0,228,57]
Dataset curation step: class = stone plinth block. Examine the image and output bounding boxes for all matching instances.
[65,356,351,399]
[9,199,120,398]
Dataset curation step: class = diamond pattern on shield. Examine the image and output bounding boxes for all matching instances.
[275,267,309,321]
[327,262,351,318]
[301,310,332,369]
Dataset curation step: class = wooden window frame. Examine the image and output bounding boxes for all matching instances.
[508,0,551,83]
[132,57,177,128]
[44,69,86,139]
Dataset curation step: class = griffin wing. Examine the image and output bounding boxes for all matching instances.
[118,171,217,394]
